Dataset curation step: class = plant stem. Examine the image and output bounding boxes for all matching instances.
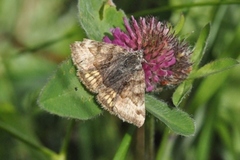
[59,119,76,160]
[145,115,155,160]
[0,121,58,159]
[113,125,136,160]
[130,1,240,17]
[134,125,145,160]
[156,129,177,160]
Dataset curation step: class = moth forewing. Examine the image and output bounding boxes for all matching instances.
[70,39,146,127]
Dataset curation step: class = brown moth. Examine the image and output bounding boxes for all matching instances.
[70,39,145,127]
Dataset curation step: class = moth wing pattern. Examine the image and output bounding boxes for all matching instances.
[97,69,145,127]
[70,39,145,127]
[70,39,126,93]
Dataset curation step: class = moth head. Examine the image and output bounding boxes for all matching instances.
[124,49,144,71]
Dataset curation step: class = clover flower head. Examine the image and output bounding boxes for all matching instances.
[103,16,192,92]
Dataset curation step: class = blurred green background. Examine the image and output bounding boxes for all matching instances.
[0,0,240,160]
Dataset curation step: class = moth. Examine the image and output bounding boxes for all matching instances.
[70,39,145,127]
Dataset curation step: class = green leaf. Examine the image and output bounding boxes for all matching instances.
[172,80,193,107]
[191,23,211,69]
[78,0,126,40]
[174,14,185,35]
[146,95,195,136]
[189,58,239,79]
[38,58,102,120]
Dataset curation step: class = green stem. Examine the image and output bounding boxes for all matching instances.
[134,125,145,160]
[0,121,58,159]
[113,125,136,160]
[18,31,75,53]
[59,119,76,160]
[156,129,177,160]
[130,1,240,17]
[145,115,155,160]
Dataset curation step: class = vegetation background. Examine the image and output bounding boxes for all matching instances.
[0,0,240,160]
